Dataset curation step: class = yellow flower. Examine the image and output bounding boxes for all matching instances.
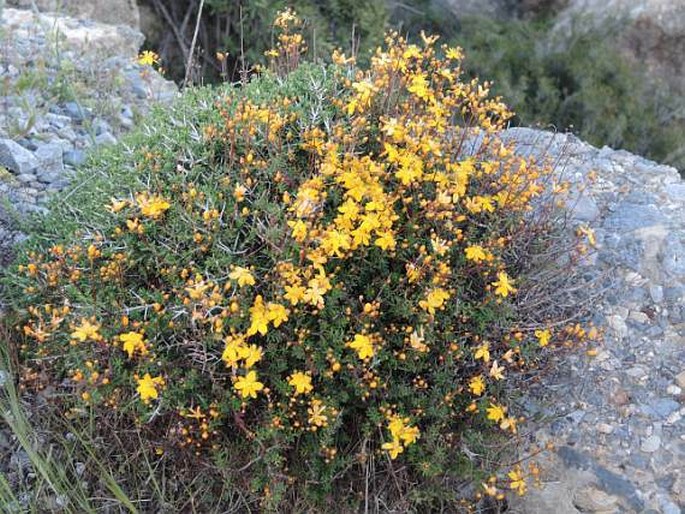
[136,193,170,219]
[303,276,330,308]
[126,218,142,233]
[398,424,420,445]
[348,334,374,360]
[386,415,420,453]
[500,416,518,434]
[535,328,551,347]
[70,319,101,342]
[465,195,495,214]
[576,225,596,247]
[409,328,428,353]
[464,245,488,263]
[431,237,449,256]
[474,342,490,363]
[87,244,101,260]
[229,266,256,288]
[240,344,263,368]
[382,438,404,459]
[288,371,313,395]
[407,72,430,99]
[283,284,306,306]
[108,198,128,213]
[320,229,351,257]
[234,371,264,399]
[307,398,328,427]
[468,375,485,396]
[346,80,376,115]
[185,281,210,300]
[247,295,270,336]
[288,219,308,242]
[508,467,527,496]
[222,334,245,367]
[233,183,247,202]
[489,360,505,380]
[419,288,450,315]
[137,50,159,66]
[136,373,164,402]
[120,331,147,359]
[374,230,396,251]
[445,47,463,60]
[486,403,506,423]
[267,302,289,327]
[492,271,516,297]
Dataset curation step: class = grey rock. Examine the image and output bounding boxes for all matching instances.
[557,446,594,470]
[45,113,71,129]
[593,464,644,511]
[606,315,628,339]
[0,138,39,174]
[642,399,680,419]
[666,183,685,203]
[675,370,685,389]
[9,450,31,474]
[668,306,685,324]
[603,203,667,232]
[573,487,620,513]
[95,132,117,146]
[566,409,586,424]
[649,285,664,303]
[664,286,685,302]
[640,435,662,453]
[64,101,87,121]
[659,497,681,514]
[93,118,111,136]
[34,143,64,183]
[569,192,600,222]
[63,149,86,167]
[133,84,148,99]
[597,423,614,434]
[662,234,685,279]
[15,173,36,184]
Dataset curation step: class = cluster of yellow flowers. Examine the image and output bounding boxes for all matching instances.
[381,414,421,459]
[264,7,307,74]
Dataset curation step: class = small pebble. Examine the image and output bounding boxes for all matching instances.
[641,435,661,453]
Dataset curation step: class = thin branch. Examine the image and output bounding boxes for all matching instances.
[184,0,206,87]
[151,0,190,64]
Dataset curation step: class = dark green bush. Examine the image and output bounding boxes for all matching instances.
[450,16,685,173]
[3,16,600,510]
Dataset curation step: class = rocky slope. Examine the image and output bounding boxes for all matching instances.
[503,129,685,514]
[0,7,176,266]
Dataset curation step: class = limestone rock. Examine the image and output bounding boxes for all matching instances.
[0,138,38,174]
[640,435,662,453]
[573,486,620,513]
[6,0,140,28]
[675,370,685,389]
[2,7,144,58]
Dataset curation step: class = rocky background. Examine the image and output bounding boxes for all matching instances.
[0,6,176,267]
[0,2,683,513]
[500,129,685,514]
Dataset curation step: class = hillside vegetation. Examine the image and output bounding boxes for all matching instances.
[0,10,602,511]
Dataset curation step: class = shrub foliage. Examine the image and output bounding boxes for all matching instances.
[6,11,598,510]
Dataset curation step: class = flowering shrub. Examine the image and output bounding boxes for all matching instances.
[6,10,599,510]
